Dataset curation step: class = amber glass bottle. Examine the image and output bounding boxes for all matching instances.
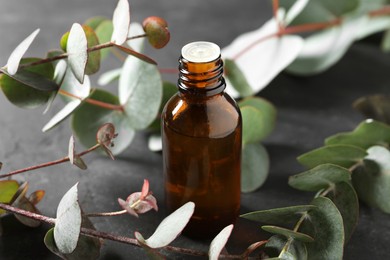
[162,42,242,238]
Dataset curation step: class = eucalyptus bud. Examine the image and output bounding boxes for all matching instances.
[142,16,170,49]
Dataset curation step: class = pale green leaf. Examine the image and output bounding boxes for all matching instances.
[95,20,114,59]
[241,142,269,192]
[67,23,88,83]
[111,0,130,45]
[0,180,19,215]
[265,235,307,260]
[262,225,314,243]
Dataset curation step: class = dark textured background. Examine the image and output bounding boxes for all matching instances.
[0,0,389,259]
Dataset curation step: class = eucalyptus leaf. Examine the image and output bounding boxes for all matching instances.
[0,59,56,109]
[241,205,315,228]
[261,225,314,243]
[241,142,269,192]
[0,180,19,214]
[352,145,390,213]
[6,28,40,75]
[134,232,165,260]
[43,59,67,114]
[144,202,195,248]
[54,183,82,254]
[239,96,277,142]
[83,25,101,75]
[224,59,252,97]
[111,0,130,45]
[95,20,114,59]
[84,16,107,30]
[12,196,41,227]
[209,225,234,260]
[98,68,121,86]
[222,9,303,97]
[283,0,310,25]
[67,23,88,83]
[297,144,367,169]
[326,181,359,243]
[119,55,162,130]
[289,163,351,192]
[72,89,135,155]
[265,235,307,260]
[300,197,344,260]
[353,95,390,124]
[126,22,146,52]
[325,119,390,149]
[241,107,263,145]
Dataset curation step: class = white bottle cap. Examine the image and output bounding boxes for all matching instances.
[181,41,220,63]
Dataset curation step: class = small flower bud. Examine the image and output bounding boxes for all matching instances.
[142,16,170,49]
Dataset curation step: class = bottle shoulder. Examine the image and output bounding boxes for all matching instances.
[162,92,242,138]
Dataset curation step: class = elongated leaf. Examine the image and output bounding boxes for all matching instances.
[6,28,40,75]
[0,180,19,215]
[265,235,307,260]
[209,225,234,260]
[54,183,82,254]
[289,164,351,192]
[352,146,390,213]
[300,197,344,260]
[111,0,130,45]
[262,225,314,243]
[239,97,277,142]
[241,205,315,227]
[284,0,310,25]
[72,89,135,155]
[325,119,390,149]
[241,142,269,192]
[83,26,100,75]
[297,144,367,169]
[43,59,67,114]
[67,23,88,83]
[353,95,390,124]
[119,55,162,130]
[134,232,165,260]
[95,20,114,59]
[0,59,57,109]
[144,202,195,248]
[222,9,303,97]
[224,59,252,97]
[326,181,359,243]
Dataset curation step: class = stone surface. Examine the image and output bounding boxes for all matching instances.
[0,0,389,259]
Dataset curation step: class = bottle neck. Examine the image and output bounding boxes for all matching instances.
[178,56,225,96]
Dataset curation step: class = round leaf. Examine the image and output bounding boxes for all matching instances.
[145,202,195,248]
[54,183,82,254]
[300,197,344,260]
[67,23,88,83]
[209,224,234,260]
[297,144,367,169]
[111,0,130,45]
[6,28,40,75]
[325,119,390,149]
[352,145,390,213]
[71,89,135,155]
[119,55,162,130]
[262,225,314,243]
[241,106,263,144]
[288,163,351,192]
[241,142,270,192]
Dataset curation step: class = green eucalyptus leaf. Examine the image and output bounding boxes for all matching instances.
[144,202,195,248]
[241,205,315,227]
[224,59,252,97]
[297,144,367,169]
[0,58,57,109]
[325,119,390,149]
[95,20,114,59]
[6,28,40,75]
[67,23,88,84]
[352,145,390,213]
[111,0,130,45]
[288,163,351,192]
[300,197,344,260]
[209,225,234,260]
[239,97,277,142]
[353,95,390,124]
[54,183,82,254]
[84,16,107,30]
[119,55,162,130]
[241,142,270,192]
[326,181,359,243]
[83,25,100,75]
[262,225,314,243]
[241,106,263,145]
[13,196,41,227]
[0,180,19,214]
[72,89,135,155]
[265,235,307,260]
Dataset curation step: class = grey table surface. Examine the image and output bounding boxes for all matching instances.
[0,0,389,259]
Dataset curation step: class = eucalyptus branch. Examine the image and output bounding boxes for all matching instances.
[0,143,101,179]
[0,202,253,259]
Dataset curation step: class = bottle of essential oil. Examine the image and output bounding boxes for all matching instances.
[162,41,242,238]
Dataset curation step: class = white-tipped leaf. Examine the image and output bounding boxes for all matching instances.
[67,23,88,83]
[209,225,234,260]
[111,0,130,45]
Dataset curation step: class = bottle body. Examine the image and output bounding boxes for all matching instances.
[162,42,242,238]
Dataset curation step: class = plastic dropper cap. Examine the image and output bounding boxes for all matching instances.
[181,41,220,63]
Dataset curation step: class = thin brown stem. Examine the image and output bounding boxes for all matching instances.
[19,53,68,69]
[159,67,178,74]
[0,144,101,179]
